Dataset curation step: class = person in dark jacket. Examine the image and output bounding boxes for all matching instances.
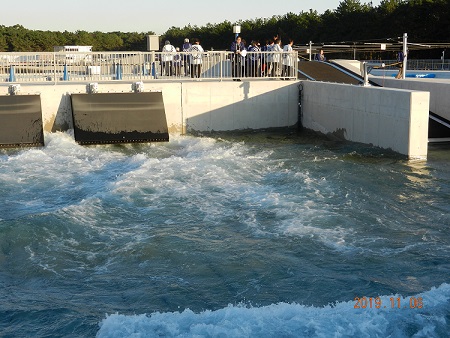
[395,50,405,79]
[231,36,246,80]
[247,40,261,77]
[314,49,326,62]
[182,38,192,76]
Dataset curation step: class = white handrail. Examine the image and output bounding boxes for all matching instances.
[0,51,299,83]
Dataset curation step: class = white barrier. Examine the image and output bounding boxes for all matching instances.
[370,77,450,122]
[0,80,299,135]
[301,81,429,159]
[0,51,298,83]
[0,79,431,160]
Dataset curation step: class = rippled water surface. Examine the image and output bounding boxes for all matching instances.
[1,131,449,337]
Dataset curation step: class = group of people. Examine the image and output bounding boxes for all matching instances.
[161,38,204,78]
[159,35,327,80]
[230,36,296,80]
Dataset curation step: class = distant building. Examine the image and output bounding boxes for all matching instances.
[53,45,93,64]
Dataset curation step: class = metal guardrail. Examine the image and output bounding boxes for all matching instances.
[366,59,450,71]
[0,51,299,84]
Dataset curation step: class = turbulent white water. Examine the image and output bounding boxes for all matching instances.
[98,284,450,338]
[0,131,449,337]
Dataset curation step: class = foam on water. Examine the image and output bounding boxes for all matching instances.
[97,283,450,338]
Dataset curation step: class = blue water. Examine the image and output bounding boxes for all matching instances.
[1,131,449,337]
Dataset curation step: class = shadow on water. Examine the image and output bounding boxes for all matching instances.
[428,142,450,161]
[194,128,450,165]
[192,127,407,161]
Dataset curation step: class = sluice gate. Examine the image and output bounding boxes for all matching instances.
[70,92,169,145]
[0,94,44,148]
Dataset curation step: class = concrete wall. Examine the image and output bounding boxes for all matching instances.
[0,81,299,135]
[1,80,431,159]
[331,59,363,76]
[370,77,450,121]
[182,81,299,132]
[301,81,430,159]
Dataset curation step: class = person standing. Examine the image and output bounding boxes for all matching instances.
[173,47,182,77]
[240,39,248,77]
[314,49,326,62]
[282,38,294,79]
[182,38,192,76]
[189,38,204,79]
[231,36,246,80]
[395,49,405,79]
[247,40,261,77]
[260,40,270,77]
[271,39,282,77]
[161,40,176,76]
[265,39,275,77]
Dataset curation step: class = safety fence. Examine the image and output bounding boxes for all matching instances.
[0,51,299,84]
[366,59,450,71]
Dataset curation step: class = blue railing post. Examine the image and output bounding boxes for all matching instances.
[63,64,69,81]
[142,63,148,76]
[9,65,16,82]
[151,62,158,79]
[115,62,122,80]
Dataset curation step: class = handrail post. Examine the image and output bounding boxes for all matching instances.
[53,52,57,84]
[309,41,312,61]
[362,62,385,86]
[139,52,143,81]
[220,52,223,80]
[402,33,408,80]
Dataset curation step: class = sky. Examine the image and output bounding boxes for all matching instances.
[2,0,381,35]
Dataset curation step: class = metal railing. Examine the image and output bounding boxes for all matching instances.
[365,59,450,71]
[0,51,299,84]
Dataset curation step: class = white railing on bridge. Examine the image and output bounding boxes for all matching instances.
[0,51,299,84]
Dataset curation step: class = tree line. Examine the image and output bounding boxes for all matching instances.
[0,27,152,52]
[1,0,449,59]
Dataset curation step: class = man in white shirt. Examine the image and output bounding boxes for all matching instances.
[282,38,294,79]
[271,39,282,77]
[161,40,176,76]
[188,38,204,78]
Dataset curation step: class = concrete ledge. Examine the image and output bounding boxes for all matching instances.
[301,81,429,159]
